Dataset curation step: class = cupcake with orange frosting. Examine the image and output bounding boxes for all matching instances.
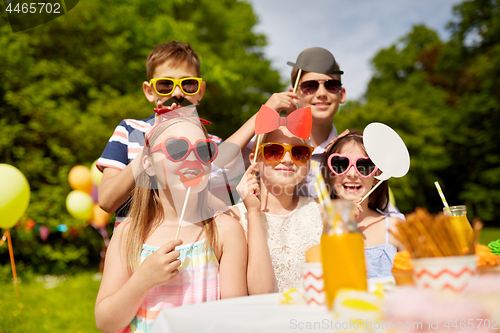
[391,251,414,285]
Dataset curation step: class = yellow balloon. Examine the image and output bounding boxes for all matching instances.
[91,203,111,228]
[68,165,92,194]
[66,190,93,221]
[0,164,30,229]
[90,160,103,186]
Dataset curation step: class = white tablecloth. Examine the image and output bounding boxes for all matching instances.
[150,293,332,333]
[149,278,396,333]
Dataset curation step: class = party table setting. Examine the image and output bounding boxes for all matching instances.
[150,123,500,333]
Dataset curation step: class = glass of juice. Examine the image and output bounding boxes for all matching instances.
[443,205,474,253]
[320,200,367,309]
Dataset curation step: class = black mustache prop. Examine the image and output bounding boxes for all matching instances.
[161,97,196,108]
[154,97,197,117]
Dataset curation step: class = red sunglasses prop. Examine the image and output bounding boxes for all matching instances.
[150,136,218,165]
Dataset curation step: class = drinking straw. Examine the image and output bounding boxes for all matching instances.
[314,183,324,207]
[434,181,450,212]
[311,161,333,221]
[175,187,191,240]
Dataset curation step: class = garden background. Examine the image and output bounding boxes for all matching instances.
[1,0,499,332]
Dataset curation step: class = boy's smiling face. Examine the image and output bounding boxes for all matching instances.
[143,60,206,109]
[297,71,346,125]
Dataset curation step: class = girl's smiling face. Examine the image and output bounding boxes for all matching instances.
[331,141,376,202]
[257,128,310,194]
[145,121,212,193]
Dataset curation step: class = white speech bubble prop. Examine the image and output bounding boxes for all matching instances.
[359,123,410,203]
[363,123,410,181]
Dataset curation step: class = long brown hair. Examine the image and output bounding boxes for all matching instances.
[124,118,218,272]
[321,130,389,211]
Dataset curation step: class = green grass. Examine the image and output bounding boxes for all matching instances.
[0,228,498,333]
[0,271,102,333]
[480,227,500,246]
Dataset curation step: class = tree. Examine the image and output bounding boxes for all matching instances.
[336,25,452,214]
[0,0,283,272]
[338,0,500,224]
[437,0,500,222]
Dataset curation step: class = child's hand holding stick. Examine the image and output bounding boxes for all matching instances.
[139,239,183,288]
[237,163,261,212]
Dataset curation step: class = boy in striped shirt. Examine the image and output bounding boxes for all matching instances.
[96,41,222,228]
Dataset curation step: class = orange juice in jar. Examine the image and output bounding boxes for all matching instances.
[444,206,474,252]
[320,200,367,309]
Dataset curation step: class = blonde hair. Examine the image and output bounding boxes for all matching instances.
[124,118,218,272]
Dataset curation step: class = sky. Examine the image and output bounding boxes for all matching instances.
[248,0,464,101]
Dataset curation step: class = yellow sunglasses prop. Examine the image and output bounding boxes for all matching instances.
[150,77,203,96]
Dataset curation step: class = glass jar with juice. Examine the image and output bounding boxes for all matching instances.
[444,205,474,253]
[320,200,367,309]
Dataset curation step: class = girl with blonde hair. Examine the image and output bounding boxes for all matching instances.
[230,119,323,294]
[95,117,247,333]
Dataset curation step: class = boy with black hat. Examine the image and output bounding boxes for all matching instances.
[226,46,346,197]
[228,47,405,220]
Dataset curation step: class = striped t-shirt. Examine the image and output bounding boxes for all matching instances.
[130,240,220,333]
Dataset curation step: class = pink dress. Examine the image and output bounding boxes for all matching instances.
[130,240,220,332]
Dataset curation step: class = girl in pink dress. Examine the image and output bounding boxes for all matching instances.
[95,118,247,333]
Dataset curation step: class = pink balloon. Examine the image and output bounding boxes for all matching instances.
[40,226,49,241]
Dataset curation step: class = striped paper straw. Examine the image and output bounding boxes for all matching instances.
[314,183,323,207]
[311,161,333,220]
[434,181,450,211]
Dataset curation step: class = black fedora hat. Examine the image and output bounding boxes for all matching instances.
[287,47,344,75]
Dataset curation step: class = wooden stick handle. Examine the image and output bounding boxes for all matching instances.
[359,180,384,204]
[0,231,7,247]
[252,134,261,164]
[7,230,20,301]
[175,187,192,240]
[292,69,302,94]
[255,68,301,166]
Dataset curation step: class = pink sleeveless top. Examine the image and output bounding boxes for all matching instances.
[130,240,220,332]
